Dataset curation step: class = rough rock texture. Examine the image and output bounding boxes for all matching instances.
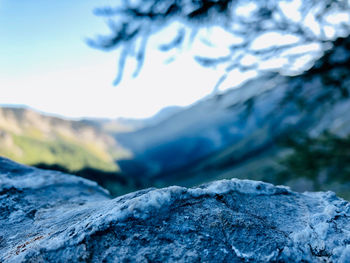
[1,157,350,262]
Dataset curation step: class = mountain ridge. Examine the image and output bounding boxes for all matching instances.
[114,37,350,199]
[0,106,131,172]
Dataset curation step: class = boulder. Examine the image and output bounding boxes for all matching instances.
[1,157,350,262]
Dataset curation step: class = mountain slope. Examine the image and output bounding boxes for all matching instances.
[0,107,131,172]
[115,36,350,190]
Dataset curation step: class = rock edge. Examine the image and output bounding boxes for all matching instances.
[1,157,350,262]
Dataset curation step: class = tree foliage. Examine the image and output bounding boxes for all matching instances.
[89,0,350,87]
[278,131,350,189]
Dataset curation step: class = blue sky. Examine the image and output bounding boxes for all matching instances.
[0,1,107,76]
[0,0,239,119]
[3,1,346,119]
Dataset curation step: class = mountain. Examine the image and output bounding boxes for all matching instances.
[0,106,131,172]
[103,105,184,133]
[115,73,285,176]
[2,37,350,199]
[115,37,350,197]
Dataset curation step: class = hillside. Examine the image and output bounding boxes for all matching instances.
[115,37,350,198]
[0,107,131,172]
[2,38,350,199]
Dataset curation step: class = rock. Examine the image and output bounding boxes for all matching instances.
[1,157,350,262]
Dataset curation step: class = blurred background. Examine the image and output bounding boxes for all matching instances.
[1,0,350,198]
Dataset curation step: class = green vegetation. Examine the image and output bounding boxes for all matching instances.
[0,107,134,173]
[279,132,350,185]
[0,107,139,196]
[145,129,350,200]
[0,133,118,172]
[277,131,350,198]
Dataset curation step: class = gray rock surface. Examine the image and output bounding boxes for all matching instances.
[1,157,350,262]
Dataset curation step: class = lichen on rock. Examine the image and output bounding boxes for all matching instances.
[1,157,350,262]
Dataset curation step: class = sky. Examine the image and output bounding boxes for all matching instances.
[0,0,254,119]
[1,1,348,119]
